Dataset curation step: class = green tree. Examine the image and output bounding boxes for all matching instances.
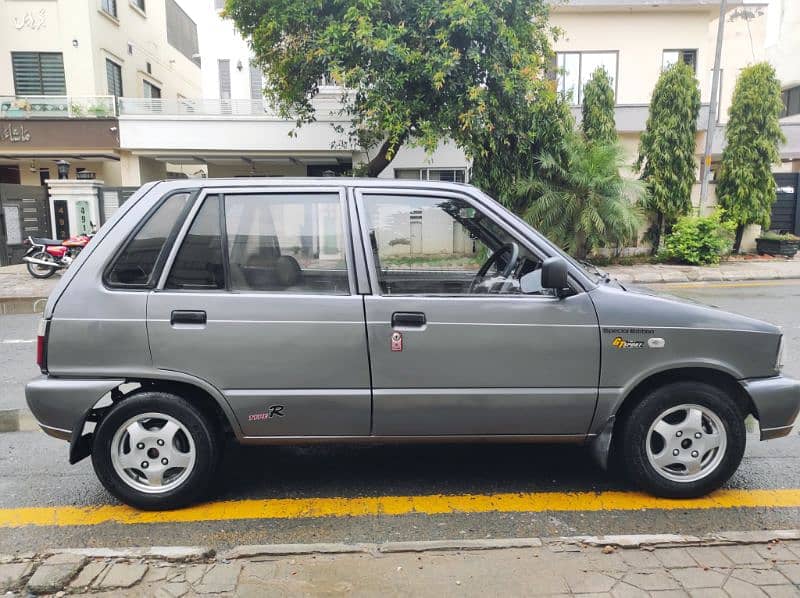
[636,62,701,252]
[518,131,645,260]
[716,62,785,252]
[581,67,616,145]
[226,0,555,177]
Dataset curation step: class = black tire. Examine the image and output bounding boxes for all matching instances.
[619,381,746,498]
[26,251,57,279]
[92,391,220,510]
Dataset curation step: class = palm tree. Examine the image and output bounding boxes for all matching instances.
[518,133,645,260]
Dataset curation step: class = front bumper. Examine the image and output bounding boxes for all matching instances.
[740,375,800,440]
[26,376,124,441]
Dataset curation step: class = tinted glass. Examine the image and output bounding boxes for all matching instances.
[106,192,190,287]
[225,193,349,294]
[166,195,225,290]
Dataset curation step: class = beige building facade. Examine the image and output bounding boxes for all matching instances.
[0,0,202,186]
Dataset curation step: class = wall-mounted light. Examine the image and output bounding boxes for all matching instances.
[236,60,243,71]
[56,160,70,180]
[72,39,79,47]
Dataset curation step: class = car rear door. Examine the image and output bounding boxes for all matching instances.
[353,186,600,437]
[146,185,371,439]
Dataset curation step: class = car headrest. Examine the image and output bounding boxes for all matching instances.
[274,255,302,287]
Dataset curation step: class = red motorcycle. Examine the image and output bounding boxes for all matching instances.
[23,231,94,279]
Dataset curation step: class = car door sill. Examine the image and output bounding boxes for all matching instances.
[238,433,588,445]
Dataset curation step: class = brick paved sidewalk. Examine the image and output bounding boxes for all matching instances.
[2,535,800,597]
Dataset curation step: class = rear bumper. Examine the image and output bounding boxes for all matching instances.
[25,376,124,441]
[740,375,800,440]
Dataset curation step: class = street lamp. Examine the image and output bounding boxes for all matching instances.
[56,160,70,180]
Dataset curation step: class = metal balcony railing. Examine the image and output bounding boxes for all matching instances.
[0,95,117,118]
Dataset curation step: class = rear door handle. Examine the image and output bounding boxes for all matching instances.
[392,312,426,328]
[170,310,207,326]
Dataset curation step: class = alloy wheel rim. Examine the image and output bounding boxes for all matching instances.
[110,412,196,494]
[645,403,727,483]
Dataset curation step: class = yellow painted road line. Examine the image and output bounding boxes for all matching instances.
[2,489,800,528]
[661,280,800,290]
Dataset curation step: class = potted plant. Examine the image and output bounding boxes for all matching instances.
[6,98,31,117]
[756,231,800,258]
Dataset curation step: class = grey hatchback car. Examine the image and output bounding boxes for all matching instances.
[26,178,800,509]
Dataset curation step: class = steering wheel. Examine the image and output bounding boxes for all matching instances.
[468,242,520,293]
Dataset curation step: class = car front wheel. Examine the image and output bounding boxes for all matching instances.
[92,391,219,509]
[620,381,746,498]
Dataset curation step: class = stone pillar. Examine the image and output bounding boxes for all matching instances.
[46,179,104,239]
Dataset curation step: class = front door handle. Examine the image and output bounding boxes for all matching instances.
[392,311,426,328]
[170,310,207,326]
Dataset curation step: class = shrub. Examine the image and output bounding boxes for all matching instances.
[758,231,800,242]
[662,211,735,265]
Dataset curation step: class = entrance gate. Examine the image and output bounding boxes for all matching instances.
[0,184,50,266]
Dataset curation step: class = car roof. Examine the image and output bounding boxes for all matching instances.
[152,177,475,193]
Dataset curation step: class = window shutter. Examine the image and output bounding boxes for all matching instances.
[106,59,123,97]
[218,59,231,99]
[11,52,66,95]
[249,64,263,100]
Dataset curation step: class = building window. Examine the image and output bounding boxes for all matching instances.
[663,49,697,73]
[165,0,200,66]
[218,59,231,99]
[130,0,145,13]
[556,51,617,106]
[143,81,161,98]
[11,52,66,95]
[105,59,123,98]
[395,168,466,183]
[249,63,263,100]
[102,0,118,17]
[782,85,800,118]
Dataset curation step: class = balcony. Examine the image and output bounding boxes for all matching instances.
[0,96,117,119]
[119,94,344,120]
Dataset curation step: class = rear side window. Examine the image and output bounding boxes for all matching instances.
[166,195,225,290]
[106,191,191,288]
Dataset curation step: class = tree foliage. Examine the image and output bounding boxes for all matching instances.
[518,131,644,259]
[636,62,700,251]
[716,62,785,251]
[226,0,556,177]
[581,67,616,145]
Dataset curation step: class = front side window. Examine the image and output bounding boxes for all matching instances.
[556,51,617,105]
[225,193,349,294]
[362,194,548,296]
[11,52,66,96]
[106,192,191,287]
[166,195,224,290]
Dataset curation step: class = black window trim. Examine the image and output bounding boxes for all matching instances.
[103,189,198,291]
[156,186,356,296]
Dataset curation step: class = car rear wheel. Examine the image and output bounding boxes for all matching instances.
[619,381,746,498]
[92,391,219,509]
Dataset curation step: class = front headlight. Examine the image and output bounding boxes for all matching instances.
[776,335,786,372]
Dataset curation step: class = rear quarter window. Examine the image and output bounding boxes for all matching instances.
[105,191,192,288]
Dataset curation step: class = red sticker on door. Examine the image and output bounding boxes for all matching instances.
[391,331,403,352]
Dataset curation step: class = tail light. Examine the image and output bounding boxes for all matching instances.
[36,319,49,374]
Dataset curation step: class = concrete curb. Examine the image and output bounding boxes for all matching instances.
[607,269,800,285]
[0,408,38,434]
[4,530,792,564]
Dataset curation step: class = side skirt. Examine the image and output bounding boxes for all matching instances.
[237,433,590,446]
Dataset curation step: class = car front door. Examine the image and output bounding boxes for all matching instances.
[355,188,600,437]
[147,186,371,439]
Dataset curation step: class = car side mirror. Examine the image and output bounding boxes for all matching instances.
[541,256,569,295]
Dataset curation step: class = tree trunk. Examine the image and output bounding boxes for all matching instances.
[651,212,664,255]
[365,133,408,177]
[575,230,588,260]
[733,224,745,254]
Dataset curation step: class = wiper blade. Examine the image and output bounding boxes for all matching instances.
[579,259,612,283]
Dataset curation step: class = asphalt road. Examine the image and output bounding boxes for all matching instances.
[1,280,800,552]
